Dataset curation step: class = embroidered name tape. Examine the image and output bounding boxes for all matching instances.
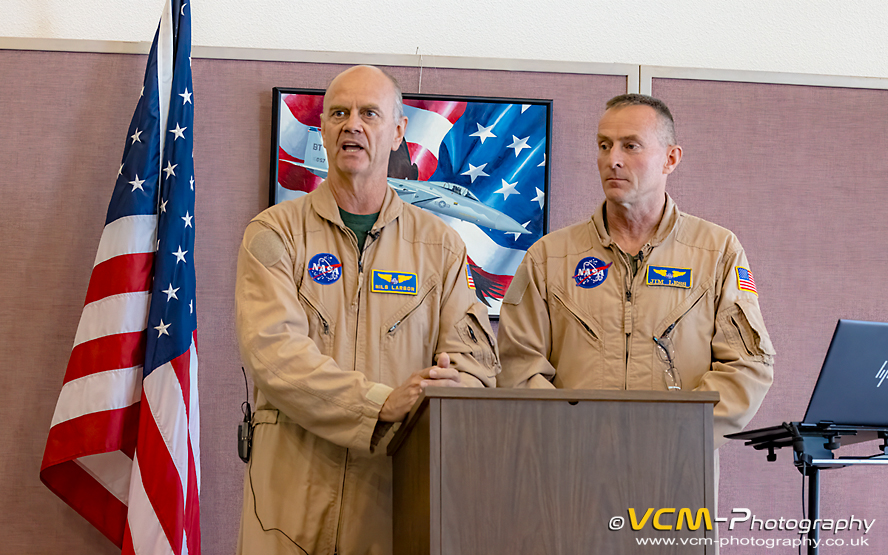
[574,257,612,289]
[647,266,692,289]
[308,253,342,284]
[371,270,418,295]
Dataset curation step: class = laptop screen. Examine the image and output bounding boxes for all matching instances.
[803,319,888,427]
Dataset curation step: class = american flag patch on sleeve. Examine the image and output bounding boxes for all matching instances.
[736,266,757,295]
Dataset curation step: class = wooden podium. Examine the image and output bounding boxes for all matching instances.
[388,388,719,555]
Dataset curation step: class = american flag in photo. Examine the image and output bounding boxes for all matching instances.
[736,266,758,295]
[40,1,201,553]
[275,94,549,313]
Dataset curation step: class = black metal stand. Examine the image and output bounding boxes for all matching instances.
[805,465,820,555]
[728,423,888,555]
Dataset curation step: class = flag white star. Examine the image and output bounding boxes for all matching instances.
[169,123,187,141]
[118,163,124,177]
[160,198,168,213]
[190,176,194,191]
[163,283,180,301]
[140,86,144,97]
[163,161,178,179]
[531,187,545,209]
[130,129,143,144]
[179,87,193,105]
[470,123,496,144]
[154,319,171,337]
[189,299,193,314]
[173,246,188,263]
[495,179,520,200]
[538,153,546,167]
[156,239,160,251]
[129,175,145,192]
[461,163,489,183]
[507,136,531,157]
[182,211,193,228]
[506,221,531,241]
[521,104,531,113]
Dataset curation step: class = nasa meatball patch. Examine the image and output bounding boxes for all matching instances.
[308,253,342,284]
[574,257,612,289]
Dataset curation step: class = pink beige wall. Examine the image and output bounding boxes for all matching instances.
[0,49,627,554]
[2,49,885,553]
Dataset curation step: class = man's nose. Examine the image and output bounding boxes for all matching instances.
[603,149,623,168]
[344,111,363,133]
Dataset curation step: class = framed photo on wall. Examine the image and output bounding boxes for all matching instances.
[270,88,552,316]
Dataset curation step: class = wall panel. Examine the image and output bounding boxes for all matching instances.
[0,48,625,554]
[654,76,888,553]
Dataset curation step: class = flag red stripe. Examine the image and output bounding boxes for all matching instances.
[407,143,440,180]
[40,460,128,548]
[185,440,201,553]
[64,331,146,383]
[137,393,185,553]
[41,405,139,467]
[84,252,154,306]
[170,348,191,418]
[122,521,135,555]
[403,99,466,123]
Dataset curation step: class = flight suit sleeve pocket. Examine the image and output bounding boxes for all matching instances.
[456,303,501,376]
[721,300,776,365]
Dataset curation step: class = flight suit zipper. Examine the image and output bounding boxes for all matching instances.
[335,225,378,554]
[620,249,646,389]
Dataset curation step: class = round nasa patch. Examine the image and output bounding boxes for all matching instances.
[574,256,612,289]
[308,253,342,284]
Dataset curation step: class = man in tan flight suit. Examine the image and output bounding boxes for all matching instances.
[497,94,775,450]
[235,65,499,555]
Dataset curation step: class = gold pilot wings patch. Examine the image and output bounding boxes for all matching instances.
[371,270,418,295]
[646,266,692,289]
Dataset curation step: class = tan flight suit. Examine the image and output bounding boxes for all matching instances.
[236,181,499,555]
[497,194,775,448]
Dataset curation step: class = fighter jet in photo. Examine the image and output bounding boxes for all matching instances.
[281,126,531,236]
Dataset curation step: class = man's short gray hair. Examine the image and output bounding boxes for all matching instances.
[605,93,676,146]
[378,67,405,121]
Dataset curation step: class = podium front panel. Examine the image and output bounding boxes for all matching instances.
[391,390,716,555]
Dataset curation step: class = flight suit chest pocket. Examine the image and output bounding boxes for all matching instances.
[298,291,334,356]
[381,280,438,380]
[551,288,603,351]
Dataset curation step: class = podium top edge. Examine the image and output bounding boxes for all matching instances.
[419,387,720,403]
[387,388,719,456]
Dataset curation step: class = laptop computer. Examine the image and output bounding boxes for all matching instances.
[728,319,888,445]
[802,319,888,427]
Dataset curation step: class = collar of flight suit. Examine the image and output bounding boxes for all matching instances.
[310,179,405,234]
[590,192,682,251]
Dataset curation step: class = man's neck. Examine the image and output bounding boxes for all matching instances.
[605,195,667,255]
[328,173,388,215]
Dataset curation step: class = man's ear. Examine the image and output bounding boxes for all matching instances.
[663,144,683,175]
[391,116,408,151]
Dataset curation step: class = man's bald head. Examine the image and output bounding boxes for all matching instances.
[324,65,404,121]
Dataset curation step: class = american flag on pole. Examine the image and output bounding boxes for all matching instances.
[40,1,200,553]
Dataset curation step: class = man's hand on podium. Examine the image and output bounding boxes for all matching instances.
[378,353,462,422]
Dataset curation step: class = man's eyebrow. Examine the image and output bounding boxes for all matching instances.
[597,133,644,143]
